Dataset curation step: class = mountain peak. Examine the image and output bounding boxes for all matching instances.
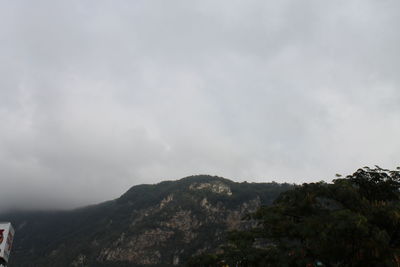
[1,176,293,266]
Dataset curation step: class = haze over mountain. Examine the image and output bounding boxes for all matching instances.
[1,0,400,210]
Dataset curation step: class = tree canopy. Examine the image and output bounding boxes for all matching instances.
[188,166,400,267]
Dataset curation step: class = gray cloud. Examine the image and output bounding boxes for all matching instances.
[0,0,400,210]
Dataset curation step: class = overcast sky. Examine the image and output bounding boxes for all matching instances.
[1,0,399,210]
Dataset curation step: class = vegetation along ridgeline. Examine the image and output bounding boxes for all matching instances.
[189,166,400,267]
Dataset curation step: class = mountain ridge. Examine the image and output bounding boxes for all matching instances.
[0,175,292,266]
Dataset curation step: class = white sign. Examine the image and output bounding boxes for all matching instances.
[0,223,14,263]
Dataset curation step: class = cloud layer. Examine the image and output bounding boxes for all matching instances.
[1,0,399,209]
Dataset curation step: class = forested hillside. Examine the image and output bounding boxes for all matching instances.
[190,167,400,267]
[0,175,291,267]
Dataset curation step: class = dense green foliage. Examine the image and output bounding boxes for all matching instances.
[191,167,400,267]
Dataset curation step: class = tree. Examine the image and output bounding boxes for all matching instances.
[215,167,400,267]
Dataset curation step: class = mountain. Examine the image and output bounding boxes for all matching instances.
[0,175,292,267]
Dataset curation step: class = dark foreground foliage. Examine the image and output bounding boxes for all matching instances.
[188,166,400,267]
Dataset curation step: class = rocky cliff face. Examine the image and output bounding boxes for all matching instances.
[0,175,292,267]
